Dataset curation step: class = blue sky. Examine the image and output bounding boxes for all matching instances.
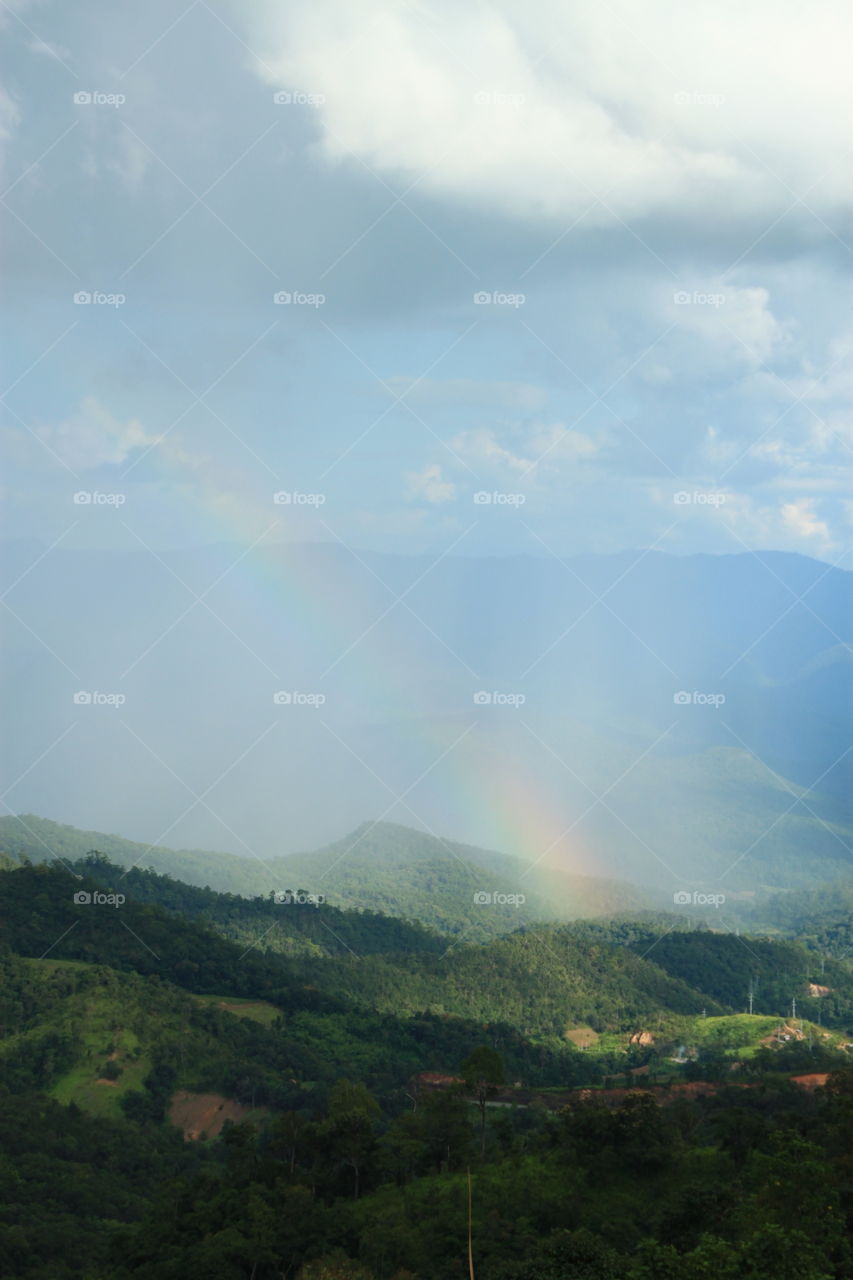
[2,0,852,562]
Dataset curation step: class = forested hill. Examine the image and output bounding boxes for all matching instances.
[0,813,655,938]
[8,857,853,1044]
[272,820,654,932]
[0,860,728,1041]
[281,925,729,1037]
[65,852,448,958]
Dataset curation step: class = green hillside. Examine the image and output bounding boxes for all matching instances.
[0,814,654,939]
[272,820,653,933]
[66,851,448,958]
[4,858,853,1278]
[281,924,729,1039]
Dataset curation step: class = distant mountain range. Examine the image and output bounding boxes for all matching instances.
[2,542,850,890]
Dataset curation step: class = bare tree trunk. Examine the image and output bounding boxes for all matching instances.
[467,1169,475,1280]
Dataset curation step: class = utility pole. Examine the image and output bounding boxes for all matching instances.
[791,996,797,1021]
[748,980,755,1016]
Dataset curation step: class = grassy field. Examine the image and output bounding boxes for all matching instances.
[8,960,278,1119]
[192,993,282,1026]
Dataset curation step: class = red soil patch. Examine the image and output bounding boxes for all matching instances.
[415,1072,464,1089]
[94,1078,119,1087]
[790,1073,829,1091]
[168,1091,251,1141]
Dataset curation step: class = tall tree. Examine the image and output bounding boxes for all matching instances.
[461,1046,504,1156]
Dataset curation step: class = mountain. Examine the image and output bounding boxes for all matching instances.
[0,814,655,938]
[0,861,594,1099]
[61,850,451,958]
[269,820,654,933]
[2,542,851,892]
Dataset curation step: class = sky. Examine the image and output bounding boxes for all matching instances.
[1,0,852,564]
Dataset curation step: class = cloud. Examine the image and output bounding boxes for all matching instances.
[405,463,456,503]
[780,498,833,546]
[672,284,789,365]
[452,428,534,473]
[452,424,599,475]
[37,397,155,470]
[240,0,853,231]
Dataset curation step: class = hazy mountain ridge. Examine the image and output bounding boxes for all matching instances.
[0,814,655,938]
[2,545,850,890]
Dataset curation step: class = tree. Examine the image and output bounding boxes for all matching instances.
[461,1047,504,1156]
[321,1080,380,1199]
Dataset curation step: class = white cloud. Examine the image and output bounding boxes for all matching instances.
[673,284,788,366]
[452,423,598,474]
[780,498,833,546]
[451,428,533,473]
[239,0,853,229]
[405,463,456,503]
[37,397,155,470]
